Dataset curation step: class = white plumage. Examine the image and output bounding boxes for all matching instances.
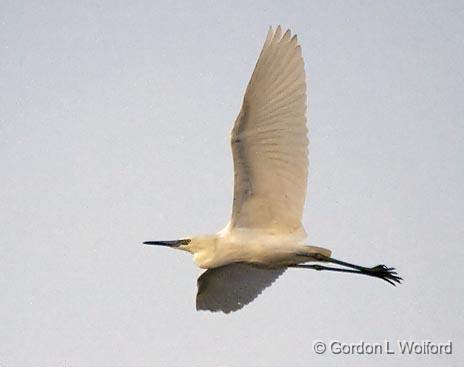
[230,26,308,234]
[144,26,402,313]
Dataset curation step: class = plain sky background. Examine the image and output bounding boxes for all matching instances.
[1,1,463,366]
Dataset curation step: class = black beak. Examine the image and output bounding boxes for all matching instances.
[143,239,189,247]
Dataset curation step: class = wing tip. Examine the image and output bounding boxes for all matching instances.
[267,25,299,45]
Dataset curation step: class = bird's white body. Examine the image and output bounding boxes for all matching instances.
[188,227,331,269]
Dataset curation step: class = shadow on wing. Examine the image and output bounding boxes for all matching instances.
[196,263,286,313]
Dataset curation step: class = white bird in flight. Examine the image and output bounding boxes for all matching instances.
[144,26,402,312]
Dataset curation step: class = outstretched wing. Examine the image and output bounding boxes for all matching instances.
[230,26,308,234]
[196,263,285,313]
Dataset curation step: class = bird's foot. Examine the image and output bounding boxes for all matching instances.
[364,264,403,286]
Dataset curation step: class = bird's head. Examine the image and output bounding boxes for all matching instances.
[143,234,217,256]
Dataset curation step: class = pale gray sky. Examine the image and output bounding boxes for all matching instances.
[1,1,463,366]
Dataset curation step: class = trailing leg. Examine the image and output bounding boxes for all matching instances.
[295,253,402,286]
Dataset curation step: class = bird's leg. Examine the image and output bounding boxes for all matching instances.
[295,253,402,286]
[311,253,370,271]
[290,264,362,274]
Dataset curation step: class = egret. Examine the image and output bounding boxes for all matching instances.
[144,26,402,312]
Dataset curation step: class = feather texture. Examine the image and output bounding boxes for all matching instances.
[230,26,308,234]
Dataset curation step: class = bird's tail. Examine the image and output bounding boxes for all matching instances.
[301,245,332,260]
